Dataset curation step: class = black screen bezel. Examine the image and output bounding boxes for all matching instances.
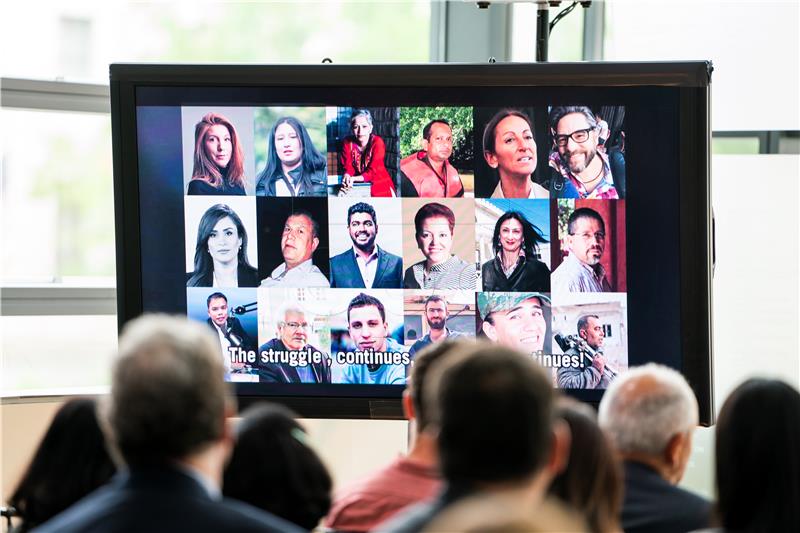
[110,62,714,424]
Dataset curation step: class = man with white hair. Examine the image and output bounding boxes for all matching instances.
[256,304,331,384]
[598,363,710,533]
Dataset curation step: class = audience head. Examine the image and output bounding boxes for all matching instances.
[405,339,474,432]
[223,403,332,530]
[425,342,558,488]
[598,363,698,484]
[714,378,800,532]
[9,398,116,531]
[548,398,622,533]
[107,314,233,467]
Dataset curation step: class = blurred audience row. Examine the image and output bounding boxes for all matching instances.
[4,315,799,533]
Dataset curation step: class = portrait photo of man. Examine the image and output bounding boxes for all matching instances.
[329,201,403,289]
[337,292,407,385]
[203,291,257,375]
[477,292,551,355]
[256,303,331,384]
[399,112,469,198]
[548,105,620,200]
[557,314,611,390]
[551,203,626,294]
[407,294,469,358]
[259,208,329,288]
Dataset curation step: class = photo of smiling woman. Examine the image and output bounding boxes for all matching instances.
[256,116,327,197]
[186,202,259,288]
[187,112,248,195]
[482,210,550,292]
[403,201,477,290]
[481,108,549,199]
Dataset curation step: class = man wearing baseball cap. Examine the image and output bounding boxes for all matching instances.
[478,292,550,354]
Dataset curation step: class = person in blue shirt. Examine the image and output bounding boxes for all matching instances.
[408,294,467,358]
[340,293,407,385]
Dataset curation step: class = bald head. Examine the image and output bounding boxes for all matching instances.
[598,363,698,457]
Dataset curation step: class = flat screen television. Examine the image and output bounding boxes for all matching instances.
[110,62,714,424]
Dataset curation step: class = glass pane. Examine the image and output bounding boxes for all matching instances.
[1,1,432,83]
[604,0,800,131]
[1,315,117,395]
[511,3,584,62]
[712,136,760,155]
[0,109,115,283]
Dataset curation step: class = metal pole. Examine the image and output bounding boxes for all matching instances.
[536,3,549,62]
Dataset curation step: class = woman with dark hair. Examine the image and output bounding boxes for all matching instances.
[256,116,327,197]
[187,112,247,195]
[482,109,549,199]
[338,109,396,197]
[548,398,623,533]
[481,210,550,292]
[7,398,117,532]
[713,378,800,532]
[223,403,332,530]
[186,203,258,287]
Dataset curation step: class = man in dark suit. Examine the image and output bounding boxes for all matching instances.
[37,315,301,533]
[256,304,331,383]
[205,291,256,375]
[598,363,711,533]
[329,201,402,288]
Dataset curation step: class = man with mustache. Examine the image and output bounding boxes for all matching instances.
[551,207,612,293]
[329,202,403,288]
[400,119,465,198]
[557,314,610,390]
[260,210,329,288]
[548,106,619,200]
[478,292,550,355]
[256,304,331,384]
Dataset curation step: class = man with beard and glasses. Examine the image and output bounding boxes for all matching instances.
[549,106,619,199]
[552,207,612,293]
[329,202,403,288]
[408,295,467,359]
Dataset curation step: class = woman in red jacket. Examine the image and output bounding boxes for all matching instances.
[339,109,396,197]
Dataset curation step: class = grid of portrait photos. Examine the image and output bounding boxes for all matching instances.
[182,104,628,390]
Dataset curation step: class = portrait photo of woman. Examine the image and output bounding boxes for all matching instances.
[481,210,550,292]
[402,201,477,290]
[479,108,549,199]
[186,202,259,288]
[187,112,248,196]
[256,116,327,197]
[338,109,396,197]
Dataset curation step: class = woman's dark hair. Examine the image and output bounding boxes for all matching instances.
[491,210,547,258]
[222,403,332,530]
[191,112,246,189]
[8,398,116,531]
[257,116,326,195]
[482,108,533,156]
[715,378,800,532]
[187,204,253,287]
[548,398,622,533]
